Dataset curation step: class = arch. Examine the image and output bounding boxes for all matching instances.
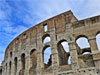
[57,39,69,52]
[30,49,37,68]
[76,35,91,54]
[75,35,88,42]
[10,51,12,58]
[42,34,51,44]
[29,49,37,75]
[21,53,25,70]
[9,61,11,75]
[14,57,17,75]
[96,33,100,51]
[57,39,70,66]
[43,45,52,68]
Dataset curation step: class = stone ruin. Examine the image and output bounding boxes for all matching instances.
[1,10,100,75]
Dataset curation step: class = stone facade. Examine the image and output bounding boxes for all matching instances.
[1,10,100,75]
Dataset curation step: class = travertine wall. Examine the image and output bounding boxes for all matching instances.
[1,10,100,75]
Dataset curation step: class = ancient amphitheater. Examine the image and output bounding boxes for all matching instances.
[1,10,100,75]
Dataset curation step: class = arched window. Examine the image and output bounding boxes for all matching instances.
[76,36,91,54]
[30,49,37,68]
[57,40,70,66]
[42,34,51,44]
[96,33,100,51]
[10,52,12,58]
[9,61,11,75]
[21,53,25,70]
[14,57,17,75]
[43,46,52,68]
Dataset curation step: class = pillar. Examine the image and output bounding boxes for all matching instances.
[17,57,22,75]
[88,36,98,53]
[11,61,15,75]
[69,41,79,69]
[25,37,31,75]
[50,28,59,75]
[89,36,99,67]
[25,55,30,75]
[36,33,44,75]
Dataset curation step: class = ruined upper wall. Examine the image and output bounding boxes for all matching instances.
[72,15,100,40]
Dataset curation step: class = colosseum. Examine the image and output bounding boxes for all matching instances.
[1,10,100,75]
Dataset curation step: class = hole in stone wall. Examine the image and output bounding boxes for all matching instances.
[43,36,51,44]
[44,24,48,32]
[43,46,52,68]
[9,61,11,75]
[82,51,90,55]
[30,49,37,68]
[14,57,17,75]
[61,41,69,52]
[96,33,100,51]
[76,37,91,54]
[42,34,51,44]
[68,56,71,64]
[21,53,25,70]
[10,52,12,58]
[57,40,70,66]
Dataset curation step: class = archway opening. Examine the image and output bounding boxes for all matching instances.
[76,36,95,68]
[21,53,25,70]
[57,40,70,66]
[42,34,51,44]
[96,33,100,51]
[30,49,37,68]
[14,57,17,75]
[76,36,91,55]
[10,52,12,58]
[9,61,11,75]
[43,46,52,68]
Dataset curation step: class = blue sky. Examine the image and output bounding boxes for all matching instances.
[0,0,100,65]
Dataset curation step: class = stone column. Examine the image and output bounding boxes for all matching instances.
[25,55,30,75]
[2,65,5,75]
[11,61,15,75]
[5,63,7,75]
[25,37,31,75]
[88,36,98,53]
[17,57,22,75]
[36,33,44,75]
[68,41,79,69]
[7,62,9,75]
[50,28,59,75]
[88,36,99,67]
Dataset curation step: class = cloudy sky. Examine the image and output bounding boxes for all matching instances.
[0,0,100,65]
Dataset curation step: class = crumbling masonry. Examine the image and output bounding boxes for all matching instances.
[1,10,100,75]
